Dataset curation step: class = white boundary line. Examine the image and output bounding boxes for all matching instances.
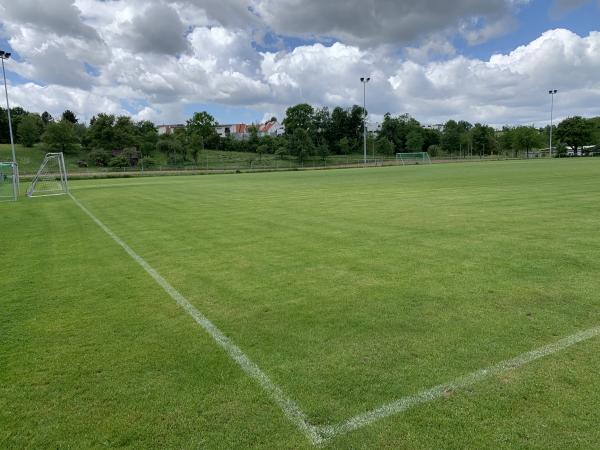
[317,324,600,441]
[68,193,322,445]
[69,192,600,446]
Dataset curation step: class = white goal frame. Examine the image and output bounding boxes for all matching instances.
[27,152,69,197]
[0,161,19,202]
[396,152,432,165]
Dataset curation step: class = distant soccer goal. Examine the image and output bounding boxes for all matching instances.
[27,152,69,197]
[0,161,18,202]
[396,152,432,165]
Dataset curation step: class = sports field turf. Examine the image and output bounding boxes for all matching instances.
[2,159,600,448]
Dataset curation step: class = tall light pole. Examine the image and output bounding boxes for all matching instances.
[0,50,16,165]
[360,76,370,166]
[548,89,557,158]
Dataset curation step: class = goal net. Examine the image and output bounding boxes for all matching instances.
[0,161,18,202]
[396,152,432,165]
[27,152,69,197]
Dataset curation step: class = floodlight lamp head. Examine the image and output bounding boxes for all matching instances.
[360,77,365,82]
[0,51,4,56]
[5,53,10,59]
[366,77,370,82]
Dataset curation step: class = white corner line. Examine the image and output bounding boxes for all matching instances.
[68,193,323,445]
[68,193,600,446]
[317,324,600,442]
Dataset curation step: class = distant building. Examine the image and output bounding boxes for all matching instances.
[157,124,185,135]
[566,145,596,156]
[215,119,285,140]
[215,123,250,139]
[423,124,444,132]
[258,118,285,137]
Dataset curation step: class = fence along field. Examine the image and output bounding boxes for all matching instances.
[2,158,600,448]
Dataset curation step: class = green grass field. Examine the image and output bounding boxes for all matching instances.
[2,159,600,448]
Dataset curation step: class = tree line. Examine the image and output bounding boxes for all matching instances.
[2,104,599,168]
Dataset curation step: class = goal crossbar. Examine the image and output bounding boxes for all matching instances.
[395,152,432,165]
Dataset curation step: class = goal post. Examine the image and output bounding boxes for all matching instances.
[396,152,432,165]
[0,161,18,202]
[27,152,69,197]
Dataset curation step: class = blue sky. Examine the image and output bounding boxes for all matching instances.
[460,0,600,59]
[0,0,599,126]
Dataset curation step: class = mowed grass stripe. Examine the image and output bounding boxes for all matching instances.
[0,196,311,448]
[68,192,322,445]
[67,159,600,423]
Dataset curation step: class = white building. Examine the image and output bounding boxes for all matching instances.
[423,124,444,132]
[257,118,285,137]
[157,124,185,135]
[214,119,285,139]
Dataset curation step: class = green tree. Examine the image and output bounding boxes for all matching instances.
[337,137,351,155]
[189,134,204,164]
[376,136,395,156]
[113,116,138,149]
[556,116,593,156]
[287,128,314,163]
[512,126,543,158]
[137,120,158,157]
[441,120,461,154]
[283,103,314,136]
[274,139,288,160]
[247,125,259,152]
[497,127,514,156]
[42,120,79,154]
[379,113,421,153]
[406,129,424,151]
[422,128,441,151]
[311,106,331,145]
[186,111,218,148]
[17,114,44,147]
[256,144,268,161]
[88,148,110,166]
[471,123,496,156]
[156,136,184,164]
[62,110,78,123]
[86,114,116,150]
[317,142,330,161]
[329,106,350,151]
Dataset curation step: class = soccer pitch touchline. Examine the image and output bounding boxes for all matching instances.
[68,193,322,445]
[69,193,600,446]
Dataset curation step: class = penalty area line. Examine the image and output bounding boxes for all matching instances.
[317,324,600,442]
[68,193,600,446]
[68,193,323,446]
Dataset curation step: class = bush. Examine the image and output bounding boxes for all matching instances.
[88,148,110,166]
[108,155,129,168]
[140,156,157,167]
[121,147,140,166]
[167,152,184,165]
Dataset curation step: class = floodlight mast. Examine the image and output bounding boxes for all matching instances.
[360,77,370,166]
[548,89,557,158]
[0,50,16,165]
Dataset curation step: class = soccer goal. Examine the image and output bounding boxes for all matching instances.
[27,152,69,197]
[0,161,19,202]
[396,152,432,165]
